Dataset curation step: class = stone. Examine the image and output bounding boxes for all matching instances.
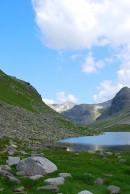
[58,173,71,178]
[0,165,11,171]
[78,191,93,194]
[107,185,120,194]
[16,171,25,176]
[6,156,20,166]
[37,185,59,191]
[0,188,3,192]
[88,150,96,154]
[14,186,25,192]
[6,146,17,155]
[115,152,120,156]
[119,158,127,163]
[44,177,64,185]
[105,152,113,156]
[29,175,43,180]
[31,153,44,157]
[10,144,18,148]
[16,156,57,176]
[95,178,104,184]
[0,170,20,184]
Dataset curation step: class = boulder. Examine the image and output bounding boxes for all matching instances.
[0,165,11,171]
[58,173,71,178]
[0,170,20,184]
[16,156,57,176]
[37,185,59,191]
[107,185,120,194]
[44,177,64,185]
[78,191,93,194]
[94,178,104,184]
[6,146,17,155]
[6,156,20,166]
[14,186,24,192]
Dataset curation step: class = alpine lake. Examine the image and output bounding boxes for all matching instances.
[58,132,130,152]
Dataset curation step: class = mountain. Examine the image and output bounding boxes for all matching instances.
[98,86,130,120]
[0,70,92,147]
[62,100,112,125]
[49,102,75,113]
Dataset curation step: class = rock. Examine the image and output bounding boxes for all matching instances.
[107,185,120,194]
[94,178,104,184]
[37,185,59,191]
[14,186,25,192]
[58,173,72,178]
[0,188,3,192]
[119,158,127,163]
[0,170,20,184]
[10,144,18,148]
[6,156,20,166]
[105,152,113,156]
[83,173,94,177]
[16,156,57,176]
[29,175,43,180]
[78,191,93,194]
[6,146,17,155]
[19,151,28,155]
[44,177,64,185]
[0,165,11,171]
[88,150,96,154]
[16,171,25,176]
[115,152,120,156]
[31,153,44,157]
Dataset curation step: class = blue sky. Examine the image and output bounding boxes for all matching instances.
[1,0,130,104]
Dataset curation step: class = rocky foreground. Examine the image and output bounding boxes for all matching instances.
[0,139,127,194]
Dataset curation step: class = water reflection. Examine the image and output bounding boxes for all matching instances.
[59,132,130,152]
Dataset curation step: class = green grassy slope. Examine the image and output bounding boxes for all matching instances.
[0,70,49,112]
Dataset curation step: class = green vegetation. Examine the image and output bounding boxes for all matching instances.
[103,124,130,132]
[0,138,130,194]
[0,70,49,112]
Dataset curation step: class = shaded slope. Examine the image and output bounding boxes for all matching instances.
[62,100,111,125]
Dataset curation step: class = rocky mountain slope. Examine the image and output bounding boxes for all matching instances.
[98,87,130,119]
[0,70,92,147]
[62,100,111,125]
[49,102,75,113]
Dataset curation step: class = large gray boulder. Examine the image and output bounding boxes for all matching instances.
[16,156,57,176]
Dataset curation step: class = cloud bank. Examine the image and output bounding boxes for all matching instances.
[32,0,130,49]
[43,91,78,105]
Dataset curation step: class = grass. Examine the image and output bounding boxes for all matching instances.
[0,70,49,112]
[0,138,130,194]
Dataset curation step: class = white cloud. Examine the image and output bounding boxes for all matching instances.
[32,0,130,49]
[43,91,78,104]
[43,98,55,105]
[93,81,122,103]
[93,45,130,103]
[82,52,104,74]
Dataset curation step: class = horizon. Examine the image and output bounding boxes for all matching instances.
[1,0,130,105]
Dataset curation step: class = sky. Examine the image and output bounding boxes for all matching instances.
[0,0,130,105]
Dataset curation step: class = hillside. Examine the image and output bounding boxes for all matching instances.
[62,100,111,125]
[88,87,130,131]
[0,70,93,147]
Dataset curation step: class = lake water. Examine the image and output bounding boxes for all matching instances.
[58,132,130,151]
